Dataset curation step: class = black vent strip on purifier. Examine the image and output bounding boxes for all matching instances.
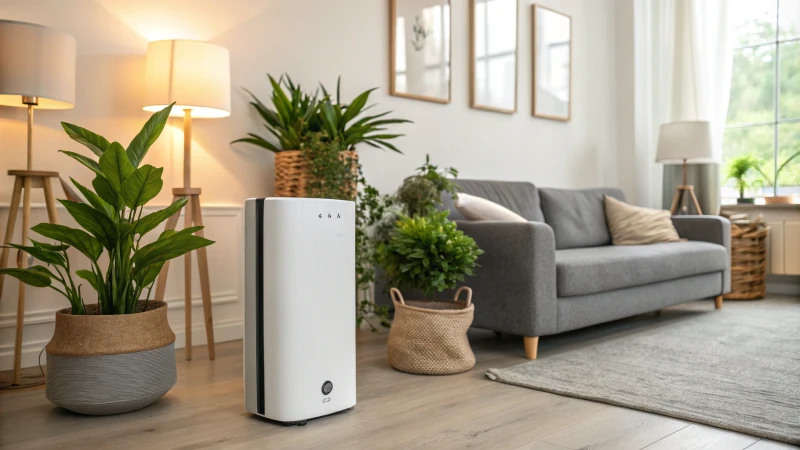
[255,198,265,415]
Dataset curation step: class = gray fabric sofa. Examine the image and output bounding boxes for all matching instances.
[376,179,731,359]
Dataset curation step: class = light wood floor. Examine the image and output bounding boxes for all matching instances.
[1,299,797,450]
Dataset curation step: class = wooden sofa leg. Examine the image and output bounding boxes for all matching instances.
[714,295,723,310]
[523,336,539,360]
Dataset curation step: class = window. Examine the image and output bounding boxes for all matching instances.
[723,0,800,198]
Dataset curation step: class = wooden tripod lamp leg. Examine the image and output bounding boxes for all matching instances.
[183,197,193,362]
[191,195,215,360]
[42,177,60,224]
[0,177,24,298]
[12,177,33,385]
[669,188,682,215]
[154,196,183,301]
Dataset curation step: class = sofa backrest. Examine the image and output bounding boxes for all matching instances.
[539,187,626,249]
[441,179,545,222]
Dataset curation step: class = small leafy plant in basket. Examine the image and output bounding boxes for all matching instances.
[377,211,483,297]
[377,211,483,375]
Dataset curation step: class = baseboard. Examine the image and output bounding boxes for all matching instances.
[0,320,243,371]
[766,275,800,296]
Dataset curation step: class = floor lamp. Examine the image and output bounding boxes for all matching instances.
[143,40,231,361]
[0,20,76,386]
[656,121,715,215]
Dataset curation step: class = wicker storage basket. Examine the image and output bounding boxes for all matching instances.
[387,287,475,375]
[273,150,358,199]
[725,218,769,300]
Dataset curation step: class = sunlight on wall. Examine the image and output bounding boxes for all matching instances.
[94,0,271,41]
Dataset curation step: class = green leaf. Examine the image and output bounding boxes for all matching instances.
[134,261,165,288]
[71,177,115,218]
[135,198,188,236]
[60,151,102,175]
[8,244,66,267]
[29,265,58,280]
[99,142,135,193]
[0,267,51,287]
[76,270,102,292]
[32,223,103,262]
[61,122,111,157]
[121,165,163,209]
[132,232,214,273]
[30,239,69,252]
[127,103,173,168]
[93,175,124,211]
[58,200,118,250]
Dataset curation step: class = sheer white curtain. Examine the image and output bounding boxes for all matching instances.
[632,0,733,208]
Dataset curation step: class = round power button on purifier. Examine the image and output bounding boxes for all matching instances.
[321,380,333,395]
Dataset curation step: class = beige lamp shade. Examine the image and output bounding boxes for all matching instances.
[0,20,76,109]
[656,121,716,164]
[143,40,231,118]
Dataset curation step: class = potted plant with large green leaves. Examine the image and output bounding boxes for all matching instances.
[376,211,483,375]
[232,74,410,198]
[0,103,213,415]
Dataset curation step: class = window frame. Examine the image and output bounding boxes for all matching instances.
[726,0,800,196]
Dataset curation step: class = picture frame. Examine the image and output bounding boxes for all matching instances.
[532,4,572,121]
[469,0,519,114]
[389,0,452,104]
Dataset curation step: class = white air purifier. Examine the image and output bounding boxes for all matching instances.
[244,197,356,425]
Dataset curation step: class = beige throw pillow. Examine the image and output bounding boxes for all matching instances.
[604,195,680,245]
[454,193,527,222]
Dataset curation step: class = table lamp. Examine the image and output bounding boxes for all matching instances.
[0,20,76,386]
[656,121,715,215]
[143,39,230,361]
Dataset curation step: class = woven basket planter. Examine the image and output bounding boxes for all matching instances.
[725,219,769,301]
[274,150,358,199]
[387,287,475,375]
[45,301,176,415]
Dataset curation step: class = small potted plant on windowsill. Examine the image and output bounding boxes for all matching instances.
[725,154,763,204]
[0,104,214,415]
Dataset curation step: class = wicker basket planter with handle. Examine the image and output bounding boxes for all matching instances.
[274,150,358,199]
[387,287,476,375]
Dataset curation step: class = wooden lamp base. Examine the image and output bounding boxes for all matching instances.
[669,184,704,215]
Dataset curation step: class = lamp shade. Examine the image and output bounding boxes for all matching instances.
[0,20,76,109]
[143,40,231,118]
[656,121,715,164]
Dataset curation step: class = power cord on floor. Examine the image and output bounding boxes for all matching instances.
[0,345,46,390]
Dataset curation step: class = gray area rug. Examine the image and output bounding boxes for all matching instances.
[486,299,800,445]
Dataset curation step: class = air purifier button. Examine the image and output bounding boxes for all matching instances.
[322,380,333,395]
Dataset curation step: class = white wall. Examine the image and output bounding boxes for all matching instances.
[0,0,620,370]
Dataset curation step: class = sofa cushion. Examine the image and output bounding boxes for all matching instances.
[555,241,727,297]
[454,193,527,222]
[441,179,545,222]
[539,188,626,249]
[604,195,680,245]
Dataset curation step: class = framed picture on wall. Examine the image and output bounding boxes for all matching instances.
[532,4,571,121]
[389,0,452,104]
[469,0,519,114]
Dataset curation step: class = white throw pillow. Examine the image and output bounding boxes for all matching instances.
[454,193,527,222]
[604,195,680,245]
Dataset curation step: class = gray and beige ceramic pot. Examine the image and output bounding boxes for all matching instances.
[45,301,176,415]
